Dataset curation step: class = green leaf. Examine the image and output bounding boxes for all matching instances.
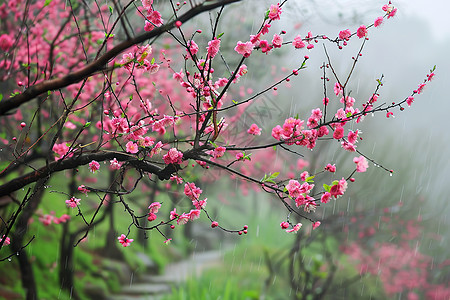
[151,57,155,65]
[84,121,91,128]
[346,111,352,117]
[264,10,270,20]
[305,175,315,183]
[261,172,279,184]
[108,5,113,14]
[217,32,224,38]
[272,145,277,151]
[232,100,238,104]
[0,93,3,102]
[323,184,330,192]
[44,0,52,7]
[331,180,339,186]
[270,172,280,179]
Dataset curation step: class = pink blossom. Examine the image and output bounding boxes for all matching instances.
[334,82,343,96]
[280,222,289,229]
[177,213,190,225]
[170,208,179,220]
[356,25,367,38]
[163,148,183,164]
[192,198,207,210]
[89,160,100,173]
[138,136,155,148]
[317,126,329,137]
[312,221,321,230]
[286,223,302,233]
[150,141,164,157]
[78,185,88,196]
[148,202,161,214]
[427,72,435,81]
[297,159,309,170]
[268,3,282,21]
[117,234,133,247]
[330,178,348,199]
[65,197,81,208]
[148,63,160,74]
[374,16,384,27]
[39,214,53,226]
[286,180,302,198]
[321,192,331,204]
[259,40,272,53]
[173,69,184,82]
[1,235,10,246]
[184,182,202,201]
[213,146,226,158]
[170,175,183,184]
[347,130,360,144]
[188,209,201,220]
[292,35,305,49]
[324,164,336,173]
[341,141,356,152]
[340,96,355,108]
[207,38,221,58]
[417,83,426,94]
[261,24,271,35]
[406,96,414,107]
[338,29,351,40]
[236,152,244,160]
[387,8,397,19]
[300,171,309,182]
[186,40,199,56]
[247,124,262,135]
[110,158,122,170]
[126,141,139,154]
[234,41,254,57]
[58,214,70,223]
[272,34,283,48]
[147,10,163,26]
[333,126,344,140]
[53,143,72,160]
[147,213,157,222]
[141,0,153,11]
[353,155,369,172]
[0,34,13,51]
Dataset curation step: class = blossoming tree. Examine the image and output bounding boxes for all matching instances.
[0,0,435,298]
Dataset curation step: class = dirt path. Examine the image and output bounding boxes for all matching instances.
[107,250,224,300]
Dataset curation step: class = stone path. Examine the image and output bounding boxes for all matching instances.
[108,250,224,300]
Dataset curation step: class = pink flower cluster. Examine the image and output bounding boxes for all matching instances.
[353,155,369,172]
[163,148,183,165]
[0,235,10,246]
[118,234,133,247]
[147,202,162,222]
[39,212,70,226]
[65,197,81,208]
[89,160,100,173]
[53,143,73,161]
[285,180,316,211]
[330,178,348,199]
[247,124,262,135]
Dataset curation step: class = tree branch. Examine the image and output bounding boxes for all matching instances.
[0,0,242,116]
[0,151,180,197]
